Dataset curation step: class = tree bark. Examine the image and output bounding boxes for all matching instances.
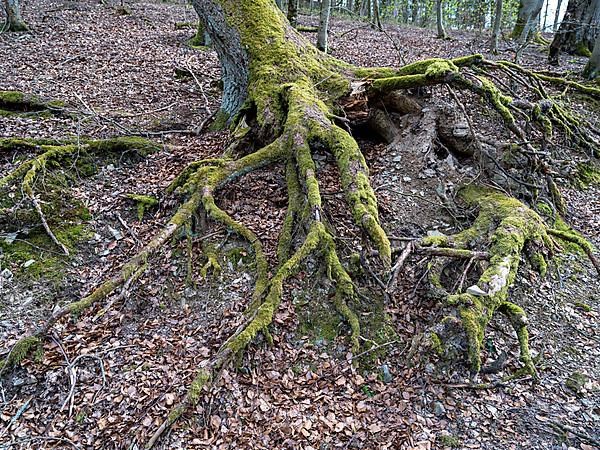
[288,0,299,28]
[491,0,503,52]
[511,0,544,40]
[317,0,332,51]
[2,0,28,32]
[583,33,600,78]
[436,0,447,39]
[373,0,383,30]
[553,0,564,31]
[548,0,600,65]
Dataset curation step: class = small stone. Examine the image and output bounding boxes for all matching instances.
[392,155,402,162]
[380,364,393,383]
[22,259,36,268]
[433,401,446,417]
[403,176,412,182]
[466,285,488,297]
[1,268,13,280]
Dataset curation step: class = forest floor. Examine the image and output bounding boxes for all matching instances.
[0,1,599,449]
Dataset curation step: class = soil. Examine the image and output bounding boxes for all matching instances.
[0,2,598,450]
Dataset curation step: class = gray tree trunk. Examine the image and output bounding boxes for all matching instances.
[549,0,600,65]
[287,0,299,27]
[192,1,250,119]
[2,0,28,32]
[317,0,332,51]
[512,0,544,40]
[436,0,447,38]
[373,0,383,30]
[553,0,563,31]
[491,0,503,52]
[583,33,600,78]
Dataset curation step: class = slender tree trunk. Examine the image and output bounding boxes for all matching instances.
[491,0,503,52]
[373,0,383,30]
[583,33,600,78]
[411,0,419,24]
[436,0,447,38]
[511,0,544,39]
[317,0,332,51]
[549,0,600,65]
[288,0,299,27]
[553,0,563,31]
[2,0,28,32]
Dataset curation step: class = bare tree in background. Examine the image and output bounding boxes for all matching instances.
[436,0,447,38]
[2,0,28,32]
[317,0,332,51]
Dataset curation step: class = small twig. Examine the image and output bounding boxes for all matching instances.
[117,212,140,245]
[386,241,413,293]
[30,195,70,255]
[445,375,532,390]
[548,420,600,447]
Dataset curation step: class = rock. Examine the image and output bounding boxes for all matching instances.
[1,268,13,280]
[425,363,436,374]
[22,259,36,268]
[433,401,446,417]
[380,364,393,383]
[466,285,488,297]
[392,155,402,162]
[402,176,412,182]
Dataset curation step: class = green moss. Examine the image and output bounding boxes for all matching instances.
[429,332,444,356]
[576,162,600,188]
[441,185,554,373]
[87,136,161,156]
[439,435,461,448]
[188,368,211,404]
[575,42,592,58]
[565,371,589,394]
[574,301,592,312]
[126,194,158,220]
[550,216,592,254]
[0,336,42,371]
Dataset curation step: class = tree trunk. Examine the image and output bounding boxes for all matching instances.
[583,33,600,78]
[511,0,544,40]
[436,0,447,38]
[287,0,299,27]
[491,0,503,52]
[317,0,332,51]
[373,0,383,30]
[553,0,563,31]
[548,0,600,65]
[2,0,28,32]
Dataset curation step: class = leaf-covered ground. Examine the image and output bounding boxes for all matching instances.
[0,1,598,449]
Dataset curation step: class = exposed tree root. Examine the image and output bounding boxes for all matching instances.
[0,90,66,116]
[3,45,600,447]
[0,137,161,253]
[423,186,560,376]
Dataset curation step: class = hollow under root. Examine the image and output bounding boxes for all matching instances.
[422,185,557,376]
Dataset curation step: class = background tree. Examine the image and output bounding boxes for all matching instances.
[583,33,600,78]
[288,0,299,28]
[491,0,504,52]
[436,0,447,38]
[511,0,544,40]
[549,0,600,65]
[2,0,27,32]
[317,0,332,51]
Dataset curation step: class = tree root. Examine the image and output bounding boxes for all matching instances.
[0,137,161,253]
[423,185,557,376]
